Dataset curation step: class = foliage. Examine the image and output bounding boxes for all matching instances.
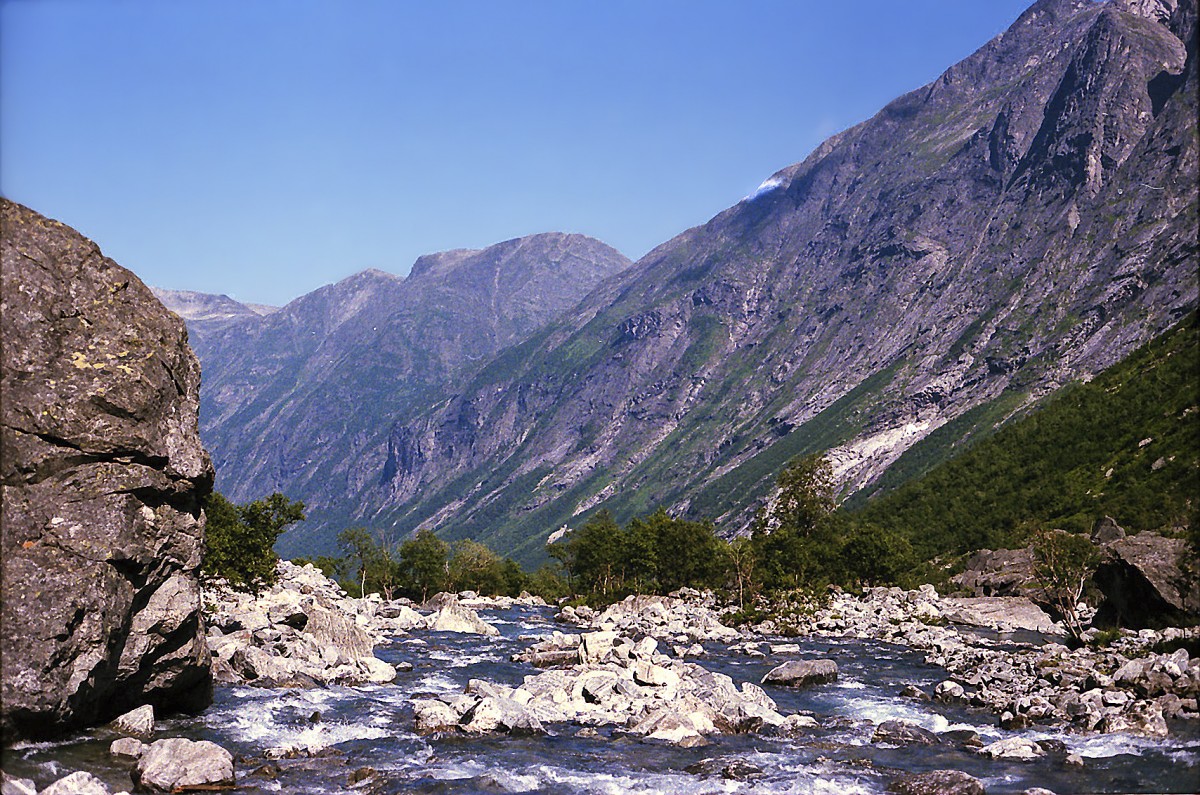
[839,522,916,588]
[1031,528,1100,645]
[848,314,1199,559]
[203,491,305,592]
[549,508,729,605]
[399,529,449,602]
[751,454,840,590]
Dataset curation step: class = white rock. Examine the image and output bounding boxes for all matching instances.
[133,738,235,792]
[38,772,110,795]
[111,704,154,736]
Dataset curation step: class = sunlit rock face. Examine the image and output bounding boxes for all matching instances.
[0,198,214,740]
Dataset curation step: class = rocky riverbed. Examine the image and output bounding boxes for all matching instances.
[4,565,1198,794]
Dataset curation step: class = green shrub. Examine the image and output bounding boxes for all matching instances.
[202,491,305,592]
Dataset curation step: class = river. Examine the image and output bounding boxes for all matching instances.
[5,604,1198,794]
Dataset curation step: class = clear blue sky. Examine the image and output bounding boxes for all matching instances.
[2,0,1035,307]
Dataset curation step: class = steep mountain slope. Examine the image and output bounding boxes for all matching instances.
[192,233,630,543]
[849,312,1199,558]
[349,0,1197,563]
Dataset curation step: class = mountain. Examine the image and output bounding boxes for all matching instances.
[187,233,630,549]
[849,312,1198,559]
[152,287,278,347]
[345,0,1197,563]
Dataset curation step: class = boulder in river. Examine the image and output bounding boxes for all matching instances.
[425,598,501,636]
[872,719,939,746]
[0,199,213,739]
[133,738,234,792]
[38,771,112,795]
[888,769,985,795]
[761,659,838,687]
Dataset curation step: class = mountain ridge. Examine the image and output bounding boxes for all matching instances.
[190,232,632,521]
[336,0,1196,563]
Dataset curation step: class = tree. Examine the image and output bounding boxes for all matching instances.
[752,454,839,590]
[1031,528,1099,644]
[202,491,305,592]
[839,521,914,588]
[448,539,507,595]
[724,535,758,608]
[399,529,449,602]
[338,527,379,597]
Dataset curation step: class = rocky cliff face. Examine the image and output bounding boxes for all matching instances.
[0,199,214,740]
[366,0,1197,561]
[183,233,630,554]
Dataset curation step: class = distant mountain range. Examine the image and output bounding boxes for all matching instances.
[166,0,1197,564]
[156,233,632,545]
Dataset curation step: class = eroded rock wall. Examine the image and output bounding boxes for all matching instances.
[1,199,214,740]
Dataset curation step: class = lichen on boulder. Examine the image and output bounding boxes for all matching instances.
[1,199,214,739]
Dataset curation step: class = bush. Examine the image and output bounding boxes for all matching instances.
[202,491,305,592]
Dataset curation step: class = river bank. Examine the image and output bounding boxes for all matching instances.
[4,564,1197,794]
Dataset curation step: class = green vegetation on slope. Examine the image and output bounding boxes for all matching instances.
[848,314,1200,559]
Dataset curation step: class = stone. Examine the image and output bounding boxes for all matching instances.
[1091,516,1126,545]
[977,736,1046,760]
[580,631,617,663]
[111,704,154,737]
[887,769,985,795]
[0,200,213,740]
[761,659,838,687]
[1098,701,1169,737]
[933,680,966,703]
[412,698,461,733]
[133,738,235,792]
[873,719,939,745]
[1094,532,1200,629]
[900,684,931,701]
[0,773,36,795]
[951,547,1037,597]
[38,772,111,795]
[110,736,147,760]
[460,696,545,736]
[426,602,501,636]
[940,596,1062,634]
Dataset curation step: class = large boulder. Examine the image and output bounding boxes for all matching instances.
[425,599,500,636]
[133,738,235,792]
[940,596,1063,635]
[0,200,213,740]
[951,547,1037,597]
[888,770,985,795]
[1093,532,1200,628]
[761,659,838,687]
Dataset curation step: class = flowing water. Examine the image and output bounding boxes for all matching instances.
[5,605,1198,794]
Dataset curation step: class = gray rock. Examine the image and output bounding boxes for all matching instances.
[0,200,213,740]
[977,736,1046,760]
[412,698,461,734]
[872,719,939,745]
[952,547,1037,597]
[426,601,500,636]
[110,737,146,760]
[933,680,966,703]
[111,705,154,737]
[1091,516,1126,545]
[941,596,1062,635]
[0,772,36,795]
[761,659,838,687]
[888,769,985,795]
[133,738,234,792]
[38,772,110,795]
[1094,532,1200,629]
